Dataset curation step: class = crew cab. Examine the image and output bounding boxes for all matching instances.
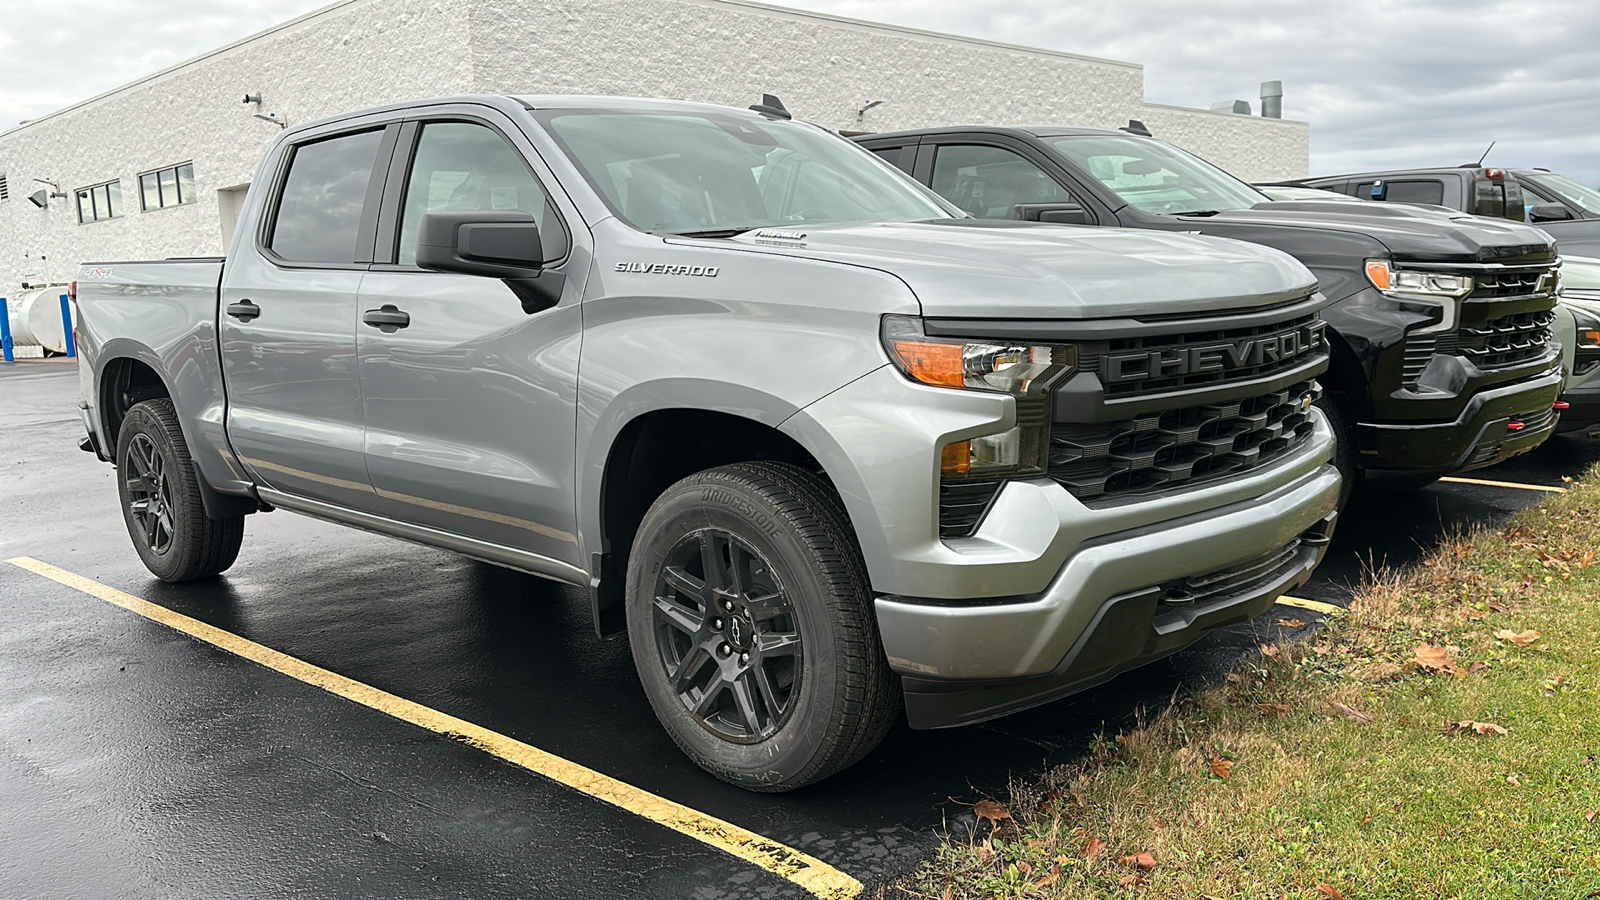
[857,126,1566,500]
[74,95,1340,790]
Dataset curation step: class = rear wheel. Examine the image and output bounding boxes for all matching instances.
[625,462,897,791]
[115,399,245,581]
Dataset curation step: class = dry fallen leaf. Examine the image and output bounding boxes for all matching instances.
[1469,661,1490,672]
[1444,720,1508,736]
[1506,774,1521,786]
[1260,643,1281,658]
[1029,863,1061,890]
[1081,837,1106,859]
[1411,643,1465,677]
[1584,809,1598,823]
[1488,601,1510,612]
[1117,873,1145,887]
[1276,618,1307,628]
[1119,851,1157,870]
[1317,885,1348,900]
[1256,702,1293,716]
[1328,701,1374,723]
[1496,629,1541,646]
[1210,757,1235,780]
[973,799,1012,827]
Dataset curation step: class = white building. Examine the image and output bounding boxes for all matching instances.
[0,0,1308,292]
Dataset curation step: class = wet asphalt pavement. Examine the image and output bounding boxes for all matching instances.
[3,358,1597,899]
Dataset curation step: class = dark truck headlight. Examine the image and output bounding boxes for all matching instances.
[1365,259,1474,335]
[880,315,1075,477]
[1565,301,1600,375]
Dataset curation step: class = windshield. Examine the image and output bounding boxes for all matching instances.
[1521,172,1600,216]
[538,110,953,234]
[1045,135,1268,215]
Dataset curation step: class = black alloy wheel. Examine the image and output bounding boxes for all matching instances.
[123,432,177,555]
[652,528,802,743]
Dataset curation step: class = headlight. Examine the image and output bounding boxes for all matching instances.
[1365,260,1471,335]
[881,315,1075,477]
[1569,305,1600,348]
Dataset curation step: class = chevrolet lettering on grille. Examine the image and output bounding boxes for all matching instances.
[1100,320,1329,385]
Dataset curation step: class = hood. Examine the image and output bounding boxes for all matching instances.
[1187,200,1558,265]
[1563,255,1600,295]
[694,220,1316,319]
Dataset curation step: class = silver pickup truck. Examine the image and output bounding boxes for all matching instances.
[74,94,1341,791]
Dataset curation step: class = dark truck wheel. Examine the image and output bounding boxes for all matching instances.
[115,399,245,582]
[1315,392,1358,509]
[625,462,898,792]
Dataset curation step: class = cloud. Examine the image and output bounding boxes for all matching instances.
[769,0,1600,186]
[4,0,1596,188]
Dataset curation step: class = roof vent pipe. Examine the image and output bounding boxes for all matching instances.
[1260,80,1283,118]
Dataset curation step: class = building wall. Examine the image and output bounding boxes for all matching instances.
[0,0,1308,294]
[0,0,470,292]
[1135,103,1310,183]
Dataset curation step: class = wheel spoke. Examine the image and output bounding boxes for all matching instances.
[661,565,707,603]
[729,676,763,736]
[668,645,712,691]
[691,679,725,717]
[698,532,732,594]
[129,499,150,515]
[752,663,786,718]
[745,588,788,623]
[653,594,704,637]
[754,631,801,657]
[143,508,161,545]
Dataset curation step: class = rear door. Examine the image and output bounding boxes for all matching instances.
[355,107,588,569]
[220,119,397,510]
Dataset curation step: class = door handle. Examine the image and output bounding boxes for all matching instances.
[362,305,411,333]
[225,300,261,322]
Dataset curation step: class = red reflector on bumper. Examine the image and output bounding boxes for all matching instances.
[1553,401,1570,410]
[1507,421,1526,431]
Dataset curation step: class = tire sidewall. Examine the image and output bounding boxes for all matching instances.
[115,402,187,580]
[626,476,848,789]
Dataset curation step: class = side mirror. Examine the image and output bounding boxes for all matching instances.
[1011,202,1090,226]
[416,210,563,314]
[1528,202,1575,223]
[1370,181,1389,201]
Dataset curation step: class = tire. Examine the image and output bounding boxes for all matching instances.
[1315,392,1358,510]
[625,462,898,792]
[115,399,246,582]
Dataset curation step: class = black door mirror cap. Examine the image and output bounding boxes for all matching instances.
[1011,202,1090,226]
[416,210,545,279]
[1528,202,1576,223]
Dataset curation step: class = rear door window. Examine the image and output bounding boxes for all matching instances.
[930,144,1079,219]
[268,129,385,264]
[1384,180,1445,205]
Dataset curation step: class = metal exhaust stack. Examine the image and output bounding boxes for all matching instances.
[1260,80,1283,118]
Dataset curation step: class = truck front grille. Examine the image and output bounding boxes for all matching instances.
[1467,267,1554,300]
[1048,379,1321,503]
[1438,309,1555,371]
[1078,312,1323,399]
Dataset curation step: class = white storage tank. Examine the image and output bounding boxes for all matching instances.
[3,287,76,356]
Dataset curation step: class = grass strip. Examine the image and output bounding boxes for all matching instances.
[895,467,1600,899]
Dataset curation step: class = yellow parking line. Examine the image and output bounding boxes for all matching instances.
[5,556,861,900]
[1438,476,1567,494]
[1276,595,1344,616]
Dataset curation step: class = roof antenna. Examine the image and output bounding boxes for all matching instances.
[1119,119,1152,137]
[749,94,792,120]
[1474,141,1496,167]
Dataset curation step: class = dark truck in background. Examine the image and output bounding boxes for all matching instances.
[1297,166,1600,259]
[856,126,1566,500]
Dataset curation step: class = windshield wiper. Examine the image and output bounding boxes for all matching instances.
[668,227,758,238]
[1171,209,1225,217]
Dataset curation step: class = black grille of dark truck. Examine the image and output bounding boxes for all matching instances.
[1047,380,1320,502]
[1396,263,1558,387]
[1439,309,1556,370]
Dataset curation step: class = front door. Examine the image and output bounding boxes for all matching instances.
[357,116,586,568]
[221,123,393,510]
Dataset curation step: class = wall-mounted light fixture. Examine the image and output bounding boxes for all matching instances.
[28,178,66,209]
[243,92,287,129]
[856,99,885,125]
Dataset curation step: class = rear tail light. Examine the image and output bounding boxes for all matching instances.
[1485,168,1505,181]
[67,280,77,302]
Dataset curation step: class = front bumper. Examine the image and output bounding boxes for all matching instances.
[898,513,1334,729]
[1359,365,1563,475]
[875,455,1340,726]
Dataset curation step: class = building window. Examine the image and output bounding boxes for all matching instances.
[76,180,124,224]
[140,162,196,211]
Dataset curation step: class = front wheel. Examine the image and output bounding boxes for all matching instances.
[625,462,898,792]
[115,399,246,581]
[1315,392,1358,510]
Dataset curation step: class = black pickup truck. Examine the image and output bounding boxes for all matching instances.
[1297,166,1600,259]
[855,126,1565,502]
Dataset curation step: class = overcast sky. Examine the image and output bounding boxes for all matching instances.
[3,0,1596,185]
